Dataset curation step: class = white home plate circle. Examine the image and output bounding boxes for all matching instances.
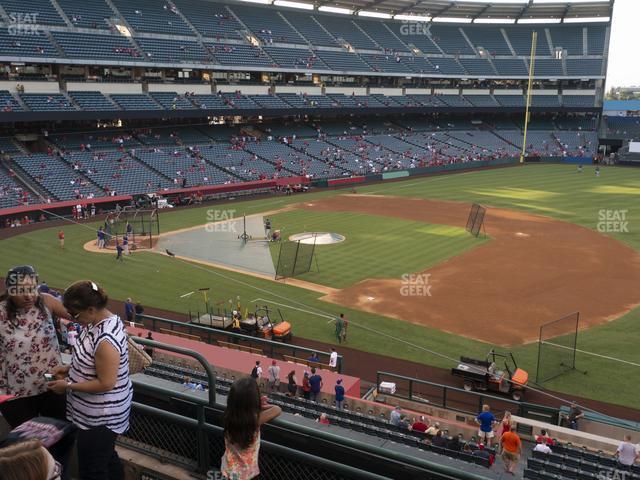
[288,232,345,245]
[515,232,530,238]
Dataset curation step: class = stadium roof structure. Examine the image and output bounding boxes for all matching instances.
[307,0,614,22]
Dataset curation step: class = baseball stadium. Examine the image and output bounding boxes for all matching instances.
[0,0,639,478]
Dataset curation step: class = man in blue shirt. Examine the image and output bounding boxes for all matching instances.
[475,404,497,448]
[307,352,320,363]
[309,368,322,402]
[334,379,345,409]
[124,298,134,323]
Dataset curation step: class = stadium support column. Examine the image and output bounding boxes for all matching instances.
[520,31,537,164]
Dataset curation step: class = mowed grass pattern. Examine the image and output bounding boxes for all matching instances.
[268,210,484,288]
[1,164,639,408]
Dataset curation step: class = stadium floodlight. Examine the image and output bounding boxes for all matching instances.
[319,6,353,14]
[432,17,473,23]
[394,14,432,22]
[358,10,392,18]
[273,0,313,9]
[517,17,562,23]
[564,16,610,22]
[474,18,517,24]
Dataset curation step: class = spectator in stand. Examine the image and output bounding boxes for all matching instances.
[0,266,69,429]
[334,379,345,410]
[390,406,402,426]
[144,332,154,359]
[0,439,61,480]
[286,370,297,397]
[410,416,429,434]
[267,360,280,393]
[475,404,497,448]
[500,424,522,475]
[431,430,447,448]
[615,435,638,470]
[309,368,322,402]
[472,443,494,467]
[565,403,584,430]
[221,378,281,480]
[425,422,440,437]
[533,439,552,454]
[301,371,311,400]
[307,352,319,363]
[47,280,133,480]
[535,429,554,446]
[329,348,338,369]
[497,411,512,452]
[124,298,134,323]
[316,413,330,425]
[250,361,262,381]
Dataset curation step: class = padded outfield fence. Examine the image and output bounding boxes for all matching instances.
[535,312,580,384]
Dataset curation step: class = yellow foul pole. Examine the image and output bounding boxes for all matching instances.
[520,31,537,164]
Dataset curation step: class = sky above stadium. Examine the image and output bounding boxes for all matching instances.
[607,0,639,88]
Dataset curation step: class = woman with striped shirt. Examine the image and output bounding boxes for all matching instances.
[47,281,132,480]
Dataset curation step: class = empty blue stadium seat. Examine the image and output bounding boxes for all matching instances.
[149,92,197,110]
[314,16,378,50]
[21,94,76,111]
[111,0,193,35]
[0,0,65,25]
[53,31,143,60]
[280,12,338,47]
[506,27,551,56]
[136,37,210,63]
[230,4,305,45]
[0,90,23,112]
[549,26,584,55]
[110,94,162,110]
[172,0,242,39]
[565,58,602,76]
[458,58,495,76]
[57,0,115,29]
[69,91,118,111]
[315,50,371,72]
[0,30,59,58]
[207,43,274,67]
[429,25,474,55]
[492,58,528,76]
[463,27,512,56]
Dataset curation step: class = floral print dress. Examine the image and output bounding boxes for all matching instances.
[221,431,261,480]
[0,301,62,398]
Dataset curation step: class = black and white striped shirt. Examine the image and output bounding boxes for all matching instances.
[67,315,132,434]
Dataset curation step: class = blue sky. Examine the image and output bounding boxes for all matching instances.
[606,0,639,88]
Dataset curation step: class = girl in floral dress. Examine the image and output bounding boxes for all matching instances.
[221,377,281,480]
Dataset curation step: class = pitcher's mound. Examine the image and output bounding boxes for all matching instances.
[289,232,345,245]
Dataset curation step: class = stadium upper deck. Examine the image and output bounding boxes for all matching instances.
[0,0,610,78]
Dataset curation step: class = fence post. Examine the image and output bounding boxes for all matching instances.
[443,386,447,410]
[196,406,209,474]
[408,380,413,400]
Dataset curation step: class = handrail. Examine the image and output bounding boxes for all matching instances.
[129,337,217,407]
[124,401,393,479]
[131,376,493,480]
[376,371,557,419]
[139,313,344,373]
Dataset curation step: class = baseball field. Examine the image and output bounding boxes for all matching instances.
[2,163,639,408]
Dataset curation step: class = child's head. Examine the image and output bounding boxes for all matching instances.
[224,378,261,449]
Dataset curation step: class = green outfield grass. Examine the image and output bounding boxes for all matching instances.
[268,210,486,288]
[2,164,639,409]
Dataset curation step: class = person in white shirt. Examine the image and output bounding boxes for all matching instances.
[329,348,338,369]
[616,435,638,467]
[534,442,552,454]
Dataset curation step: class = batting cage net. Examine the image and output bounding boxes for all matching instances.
[535,312,580,384]
[275,240,316,280]
[466,203,486,237]
[105,208,159,250]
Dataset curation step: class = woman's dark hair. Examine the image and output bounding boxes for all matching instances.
[0,265,46,321]
[63,280,108,314]
[223,377,261,450]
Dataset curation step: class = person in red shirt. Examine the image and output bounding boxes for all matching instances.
[58,230,65,249]
[500,425,522,475]
[410,416,429,434]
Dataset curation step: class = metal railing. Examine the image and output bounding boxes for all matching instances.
[138,313,344,373]
[129,337,217,406]
[129,375,494,480]
[120,402,394,479]
[376,371,558,423]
